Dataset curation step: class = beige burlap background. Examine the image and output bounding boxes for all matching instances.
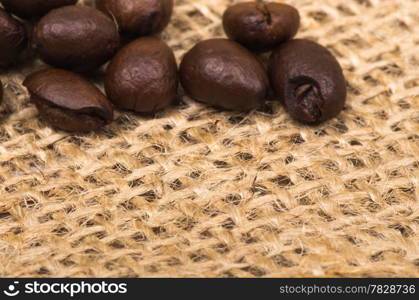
[0,0,418,278]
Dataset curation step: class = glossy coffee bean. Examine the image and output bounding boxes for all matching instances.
[0,9,27,67]
[0,0,78,19]
[96,0,173,37]
[180,39,269,111]
[23,69,114,132]
[32,6,120,72]
[223,1,300,52]
[105,37,178,113]
[269,39,346,124]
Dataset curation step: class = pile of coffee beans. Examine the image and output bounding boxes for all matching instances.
[0,0,347,132]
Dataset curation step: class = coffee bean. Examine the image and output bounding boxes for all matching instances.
[0,79,3,104]
[32,6,120,72]
[0,0,78,19]
[23,69,114,132]
[105,37,178,113]
[269,39,347,124]
[96,0,173,37]
[0,9,27,67]
[223,1,300,52]
[179,38,269,111]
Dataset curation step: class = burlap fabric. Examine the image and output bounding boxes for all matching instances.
[0,0,418,278]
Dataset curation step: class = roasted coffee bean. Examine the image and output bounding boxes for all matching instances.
[105,37,178,113]
[180,39,269,111]
[32,6,120,72]
[0,0,78,19]
[0,79,3,104]
[223,1,300,52]
[23,69,114,132]
[96,0,173,37]
[269,39,347,124]
[0,9,27,67]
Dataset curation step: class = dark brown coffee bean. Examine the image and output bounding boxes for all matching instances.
[0,0,78,19]
[96,0,173,37]
[23,69,114,132]
[32,6,120,72]
[105,37,178,113]
[269,39,347,124]
[0,79,3,104]
[0,9,27,67]
[179,39,269,111]
[223,1,300,52]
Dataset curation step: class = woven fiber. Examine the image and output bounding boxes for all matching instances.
[0,0,418,278]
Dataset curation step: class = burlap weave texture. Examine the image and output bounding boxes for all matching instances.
[0,0,418,277]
